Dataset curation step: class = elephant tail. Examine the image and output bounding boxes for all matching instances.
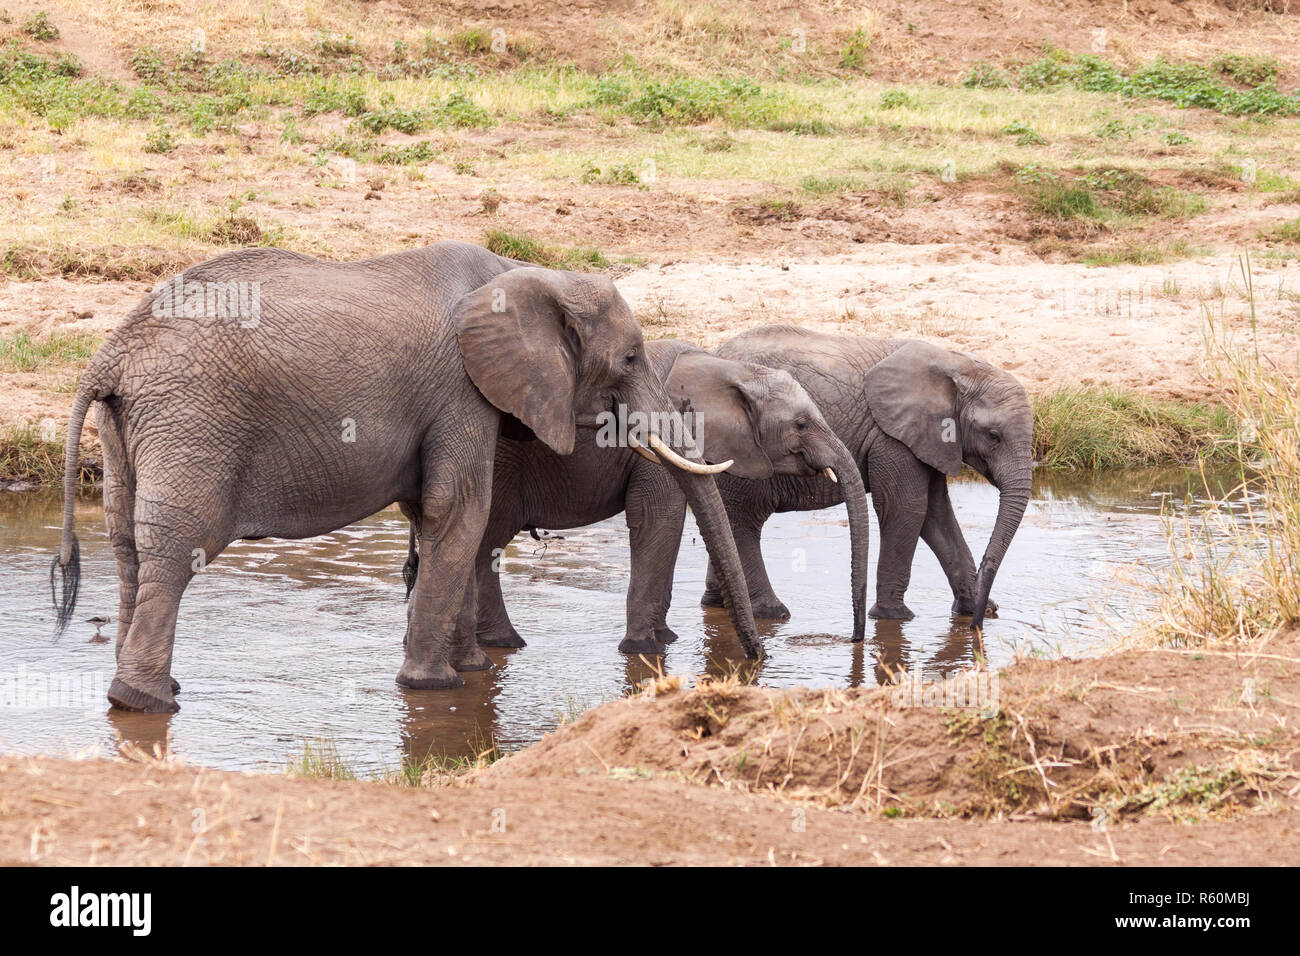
[51,356,118,638]
[402,523,419,599]
[51,387,95,637]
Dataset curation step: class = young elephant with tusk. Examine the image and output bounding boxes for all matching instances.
[404,339,872,656]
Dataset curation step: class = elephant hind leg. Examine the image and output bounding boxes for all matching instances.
[98,408,183,698]
[98,404,138,655]
[398,440,494,690]
[108,513,217,713]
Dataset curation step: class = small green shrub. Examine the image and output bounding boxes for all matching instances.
[878,89,916,110]
[22,11,59,41]
[962,62,1009,88]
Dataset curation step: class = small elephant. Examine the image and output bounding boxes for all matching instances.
[702,326,1033,630]
[405,339,871,655]
[49,241,761,712]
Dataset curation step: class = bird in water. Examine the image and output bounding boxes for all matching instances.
[86,615,111,643]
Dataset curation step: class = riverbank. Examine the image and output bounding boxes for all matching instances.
[5,626,1298,865]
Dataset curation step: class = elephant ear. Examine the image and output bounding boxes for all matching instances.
[453,268,580,455]
[862,341,965,477]
[664,352,773,479]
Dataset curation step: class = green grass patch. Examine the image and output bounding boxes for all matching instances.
[1032,387,1236,469]
[1016,166,1205,222]
[1013,48,1300,117]
[0,331,102,372]
[1080,239,1207,266]
[287,733,501,786]
[798,173,864,195]
[484,229,609,270]
[1258,217,1300,243]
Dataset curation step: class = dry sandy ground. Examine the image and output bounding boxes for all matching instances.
[5,632,1298,865]
[4,756,1297,865]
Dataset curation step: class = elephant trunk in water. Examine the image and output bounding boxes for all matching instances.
[970,452,1032,631]
[826,434,870,643]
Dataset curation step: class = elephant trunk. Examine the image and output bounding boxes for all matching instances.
[970,454,1032,631]
[825,433,869,642]
[633,380,762,658]
[669,468,762,657]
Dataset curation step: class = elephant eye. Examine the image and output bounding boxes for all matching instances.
[795,418,809,431]
[624,350,637,366]
[988,428,1002,444]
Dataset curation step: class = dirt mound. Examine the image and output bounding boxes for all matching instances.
[487,632,1300,821]
[16,0,1300,82]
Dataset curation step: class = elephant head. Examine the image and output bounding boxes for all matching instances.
[452,267,762,656]
[862,340,1033,630]
[664,351,871,640]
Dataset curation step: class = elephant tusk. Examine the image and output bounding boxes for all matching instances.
[647,433,732,475]
[627,436,662,465]
[821,466,838,483]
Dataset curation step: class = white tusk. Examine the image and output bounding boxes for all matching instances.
[821,467,838,483]
[647,433,732,475]
[627,435,662,465]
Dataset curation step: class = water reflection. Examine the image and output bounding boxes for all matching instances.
[0,466,1247,772]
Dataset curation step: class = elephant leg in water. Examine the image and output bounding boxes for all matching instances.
[458,462,690,657]
[919,470,994,617]
[619,463,688,654]
[702,501,786,619]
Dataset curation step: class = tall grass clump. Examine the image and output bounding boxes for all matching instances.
[1032,387,1235,469]
[0,425,96,484]
[1150,266,1300,646]
[286,738,357,780]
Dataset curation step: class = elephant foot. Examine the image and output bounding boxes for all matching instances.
[395,659,464,690]
[951,597,998,619]
[619,634,667,656]
[869,602,915,622]
[699,588,725,609]
[107,676,179,714]
[452,646,495,672]
[752,599,791,621]
[654,625,679,645]
[476,627,526,649]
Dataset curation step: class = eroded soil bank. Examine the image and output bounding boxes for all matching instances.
[5,631,1297,865]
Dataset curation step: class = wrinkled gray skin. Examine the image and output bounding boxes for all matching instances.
[702,326,1033,631]
[404,339,871,654]
[49,240,761,713]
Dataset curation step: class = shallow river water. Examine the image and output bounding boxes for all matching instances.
[0,467,1241,773]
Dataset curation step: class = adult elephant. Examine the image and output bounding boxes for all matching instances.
[405,339,871,656]
[49,241,759,713]
[702,326,1033,631]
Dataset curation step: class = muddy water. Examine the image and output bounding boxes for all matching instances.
[0,468,1244,773]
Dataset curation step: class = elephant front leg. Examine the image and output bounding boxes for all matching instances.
[397,460,492,690]
[620,476,685,656]
[919,471,995,618]
[867,454,930,621]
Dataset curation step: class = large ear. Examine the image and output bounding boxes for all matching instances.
[664,352,773,479]
[862,341,967,477]
[453,268,579,455]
